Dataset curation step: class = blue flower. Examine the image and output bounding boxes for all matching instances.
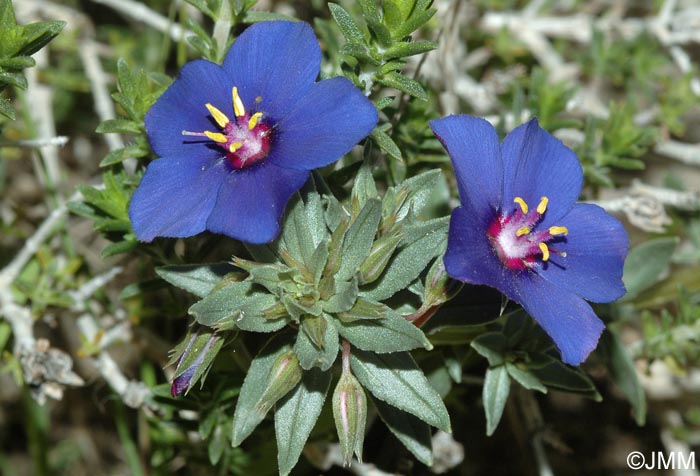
[432,116,628,365]
[129,21,378,244]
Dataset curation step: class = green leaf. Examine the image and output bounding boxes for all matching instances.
[471,332,508,367]
[96,119,143,134]
[391,8,436,39]
[623,237,679,299]
[336,304,432,353]
[279,194,316,270]
[373,397,433,466]
[242,10,297,23]
[337,297,386,321]
[351,163,378,210]
[323,277,358,313]
[531,356,600,399]
[371,128,402,161]
[231,335,290,446]
[275,368,331,476]
[16,20,65,57]
[483,366,511,436]
[378,72,428,100]
[598,331,646,425]
[294,314,339,371]
[0,95,14,120]
[382,40,437,60]
[350,349,450,432]
[505,363,547,393]
[328,3,365,44]
[336,199,382,281]
[362,217,448,301]
[156,262,238,298]
[189,281,288,332]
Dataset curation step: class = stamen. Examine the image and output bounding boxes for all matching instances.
[232,87,246,117]
[516,226,530,237]
[536,196,549,214]
[182,130,207,137]
[229,142,243,153]
[513,197,529,214]
[549,226,569,236]
[539,243,550,261]
[248,112,263,130]
[560,252,567,258]
[205,103,230,128]
[204,131,227,143]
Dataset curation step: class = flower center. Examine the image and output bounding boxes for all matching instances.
[487,196,568,271]
[182,86,272,169]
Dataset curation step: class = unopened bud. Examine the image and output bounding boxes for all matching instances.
[424,260,463,307]
[358,231,403,285]
[256,351,302,414]
[170,331,220,397]
[332,370,367,466]
[325,218,349,276]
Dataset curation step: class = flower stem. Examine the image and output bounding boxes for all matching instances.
[341,340,351,374]
[213,0,233,63]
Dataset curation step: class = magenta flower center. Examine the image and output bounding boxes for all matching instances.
[487,196,568,271]
[182,86,272,169]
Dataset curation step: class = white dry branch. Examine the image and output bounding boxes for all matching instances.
[90,0,192,43]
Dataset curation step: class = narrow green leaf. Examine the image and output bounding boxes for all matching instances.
[623,237,679,299]
[189,281,288,332]
[294,314,339,371]
[96,118,142,134]
[378,72,428,100]
[156,262,238,298]
[373,397,433,466]
[350,349,450,432]
[382,40,437,60]
[336,305,431,353]
[275,368,331,476]
[471,332,508,367]
[391,8,436,39]
[505,363,547,393]
[336,199,382,281]
[0,95,15,120]
[599,331,646,425]
[328,3,365,44]
[232,335,290,446]
[361,217,448,301]
[371,128,402,161]
[483,366,510,436]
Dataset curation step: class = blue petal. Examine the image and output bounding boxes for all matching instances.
[222,21,320,121]
[512,274,605,365]
[206,161,309,244]
[444,206,516,294]
[268,77,377,170]
[145,60,231,160]
[537,203,628,303]
[129,156,228,242]
[430,115,502,224]
[501,119,583,227]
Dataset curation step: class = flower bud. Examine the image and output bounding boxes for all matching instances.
[358,231,403,285]
[332,370,367,466]
[256,350,302,414]
[424,260,463,307]
[170,331,221,397]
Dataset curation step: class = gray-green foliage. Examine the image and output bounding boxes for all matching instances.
[0,0,64,120]
[163,169,449,472]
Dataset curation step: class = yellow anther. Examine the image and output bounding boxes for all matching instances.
[248,112,263,130]
[536,196,549,214]
[513,197,529,214]
[232,87,246,117]
[205,103,230,128]
[539,242,550,261]
[548,226,569,236]
[229,141,243,153]
[204,131,228,143]
[516,226,530,237]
